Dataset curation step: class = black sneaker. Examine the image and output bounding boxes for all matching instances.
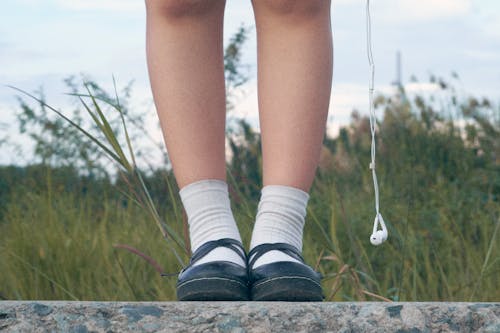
[248,243,324,301]
[176,238,250,301]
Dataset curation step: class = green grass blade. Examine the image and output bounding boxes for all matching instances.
[2,247,79,301]
[84,83,132,171]
[112,76,137,167]
[78,96,109,136]
[135,170,185,250]
[7,85,124,167]
[469,216,500,301]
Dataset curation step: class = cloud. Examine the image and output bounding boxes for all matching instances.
[53,0,143,12]
[463,49,500,61]
[336,0,472,22]
[392,0,471,21]
[404,82,441,93]
[471,1,500,38]
[53,0,471,20]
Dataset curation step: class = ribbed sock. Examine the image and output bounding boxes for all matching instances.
[249,184,310,268]
[179,179,245,267]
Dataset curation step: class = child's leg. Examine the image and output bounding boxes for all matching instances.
[145,0,227,189]
[249,0,333,287]
[252,0,333,193]
[145,0,245,275]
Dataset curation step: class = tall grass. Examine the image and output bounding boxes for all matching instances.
[1,79,499,301]
[0,184,182,300]
[1,161,498,301]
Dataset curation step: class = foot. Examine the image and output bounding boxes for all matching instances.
[248,243,323,301]
[176,238,250,301]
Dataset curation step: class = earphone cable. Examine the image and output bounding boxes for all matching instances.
[366,0,388,245]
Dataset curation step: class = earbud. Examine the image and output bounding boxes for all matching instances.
[370,229,387,246]
[370,213,388,246]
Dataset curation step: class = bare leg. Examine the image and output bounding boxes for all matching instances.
[145,0,227,189]
[247,2,333,301]
[145,2,248,297]
[252,0,333,192]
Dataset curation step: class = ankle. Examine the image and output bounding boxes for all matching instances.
[249,184,310,268]
[179,179,244,267]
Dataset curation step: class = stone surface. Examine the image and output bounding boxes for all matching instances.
[0,301,498,332]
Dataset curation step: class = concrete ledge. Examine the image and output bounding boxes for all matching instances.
[1,301,499,332]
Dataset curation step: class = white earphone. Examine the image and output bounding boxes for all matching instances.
[367,0,388,246]
[370,213,388,245]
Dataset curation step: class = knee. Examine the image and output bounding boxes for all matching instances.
[145,0,225,19]
[252,0,330,19]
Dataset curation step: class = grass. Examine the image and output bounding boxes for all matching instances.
[0,161,498,301]
[1,80,499,302]
[0,186,182,301]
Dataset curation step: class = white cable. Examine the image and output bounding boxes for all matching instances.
[366,0,388,245]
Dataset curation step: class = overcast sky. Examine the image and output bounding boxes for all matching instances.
[1,0,499,165]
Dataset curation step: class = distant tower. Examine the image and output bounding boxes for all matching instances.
[392,50,406,104]
[392,50,402,89]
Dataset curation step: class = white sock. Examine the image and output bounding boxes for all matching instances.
[249,184,310,268]
[179,179,245,267]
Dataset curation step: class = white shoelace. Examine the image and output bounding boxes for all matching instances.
[366,0,388,245]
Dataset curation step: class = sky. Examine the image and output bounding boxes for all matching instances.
[1,0,499,166]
